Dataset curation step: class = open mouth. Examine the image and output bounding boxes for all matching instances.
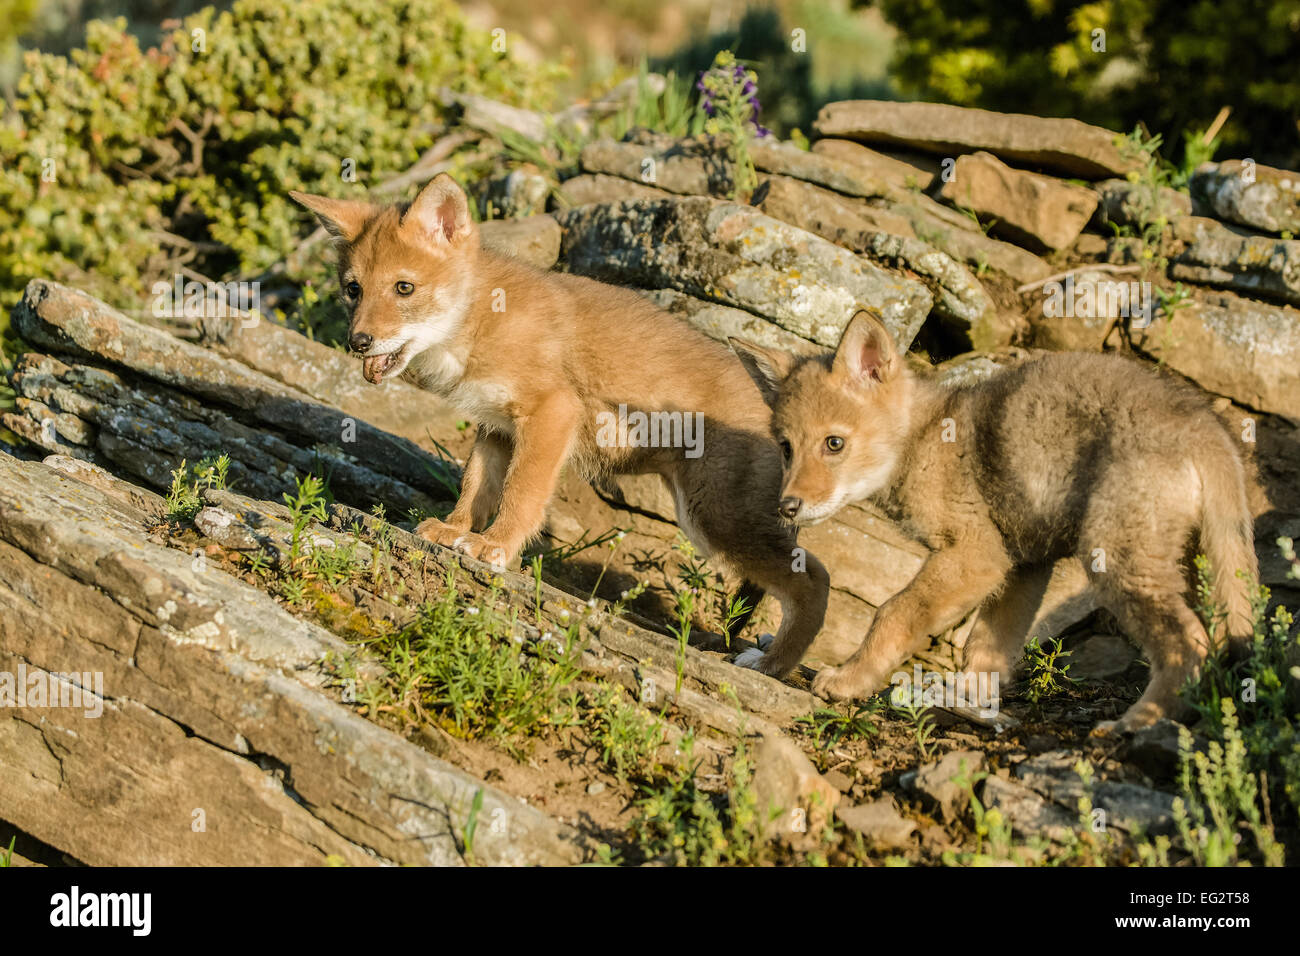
[362,345,405,384]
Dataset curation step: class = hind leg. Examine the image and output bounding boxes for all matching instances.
[1084,543,1209,734]
[1094,584,1208,734]
[671,437,828,679]
[729,549,830,677]
[961,557,1099,685]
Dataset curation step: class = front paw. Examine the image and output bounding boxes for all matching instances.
[449,531,513,570]
[733,647,766,670]
[415,517,468,548]
[812,665,876,702]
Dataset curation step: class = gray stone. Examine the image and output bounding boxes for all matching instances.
[639,288,820,356]
[1171,216,1300,307]
[1190,160,1300,236]
[559,173,671,207]
[914,749,987,821]
[1067,634,1137,680]
[815,100,1139,180]
[0,452,590,866]
[1093,178,1191,232]
[1122,719,1208,780]
[555,196,933,351]
[1014,751,1177,835]
[752,176,999,341]
[1128,287,1300,420]
[834,797,917,849]
[982,774,1077,842]
[891,200,1052,286]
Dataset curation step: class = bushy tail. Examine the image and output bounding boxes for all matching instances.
[1197,433,1258,646]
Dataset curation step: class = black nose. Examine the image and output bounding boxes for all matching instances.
[349,332,373,354]
[778,497,802,520]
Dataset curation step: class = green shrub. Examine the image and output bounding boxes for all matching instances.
[0,0,561,310]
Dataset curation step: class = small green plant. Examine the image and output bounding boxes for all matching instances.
[695,50,769,200]
[1,835,13,867]
[628,734,768,866]
[1021,635,1074,707]
[892,695,938,759]
[164,454,231,522]
[461,787,485,865]
[615,60,700,140]
[942,767,1017,865]
[586,684,667,782]
[1173,701,1285,866]
[282,472,329,567]
[796,702,880,757]
[360,569,582,752]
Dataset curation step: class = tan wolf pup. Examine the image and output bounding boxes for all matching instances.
[289,175,829,677]
[730,310,1257,733]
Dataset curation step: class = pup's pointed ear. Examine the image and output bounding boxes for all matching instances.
[729,337,793,408]
[401,173,474,245]
[834,309,898,385]
[289,191,377,242]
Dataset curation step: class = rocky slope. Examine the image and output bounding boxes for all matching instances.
[3,98,1299,866]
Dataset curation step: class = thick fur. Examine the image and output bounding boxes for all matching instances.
[290,176,829,678]
[733,310,1258,733]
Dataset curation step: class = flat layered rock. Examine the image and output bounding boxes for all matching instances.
[940,151,1099,252]
[890,199,1052,285]
[1129,287,1300,419]
[1171,217,1300,307]
[0,452,589,866]
[752,176,998,341]
[559,173,671,207]
[812,138,937,191]
[555,196,933,351]
[815,100,1138,180]
[1190,160,1300,236]
[11,280,444,496]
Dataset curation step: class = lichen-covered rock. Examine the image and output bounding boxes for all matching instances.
[1171,217,1300,307]
[1128,288,1300,419]
[1093,178,1191,232]
[751,176,1000,343]
[1190,160,1300,236]
[555,196,933,351]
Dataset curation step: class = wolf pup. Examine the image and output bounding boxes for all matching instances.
[731,310,1257,732]
[289,175,829,677]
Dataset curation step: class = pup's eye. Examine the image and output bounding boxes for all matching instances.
[344,281,361,299]
[395,281,414,296]
[779,438,793,464]
[825,436,845,453]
